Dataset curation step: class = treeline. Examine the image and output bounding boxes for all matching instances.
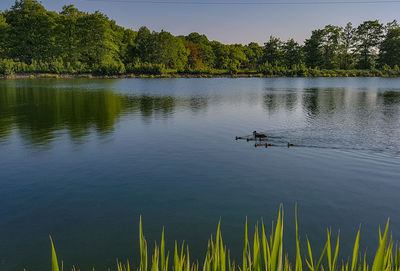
[0,0,400,76]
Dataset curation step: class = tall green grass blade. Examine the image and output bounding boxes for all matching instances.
[269,205,284,271]
[295,206,302,271]
[174,242,179,271]
[162,229,167,271]
[254,223,262,271]
[326,229,339,271]
[186,246,190,271]
[306,236,327,271]
[327,230,332,271]
[315,242,327,271]
[262,219,270,271]
[140,216,148,271]
[243,218,249,271]
[333,232,340,271]
[351,229,360,271]
[306,238,314,271]
[372,219,390,271]
[49,235,60,271]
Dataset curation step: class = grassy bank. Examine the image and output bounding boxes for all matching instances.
[48,207,399,271]
[1,59,400,79]
[1,70,400,80]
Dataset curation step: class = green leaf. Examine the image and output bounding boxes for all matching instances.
[49,235,60,271]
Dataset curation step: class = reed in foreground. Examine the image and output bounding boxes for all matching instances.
[49,206,399,271]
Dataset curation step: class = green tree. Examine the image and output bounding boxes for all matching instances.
[134,26,156,65]
[282,39,303,67]
[339,22,356,69]
[119,28,137,64]
[227,44,247,72]
[76,11,121,68]
[320,25,341,69]
[186,32,215,68]
[385,19,399,32]
[4,0,58,62]
[243,42,263,70]
[304,29,324,68]
[185,40,204,69]
[56,5,83,64]
[0,14,9,58]
[151,31,188,70]
[355,20,384,69]
[212,41,230,69]
[262,36,284,66]
[379,27,400,67]
[132,28,188,70]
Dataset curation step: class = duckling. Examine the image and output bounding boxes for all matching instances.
[287,142,295,147]
[264,143,274,148]
[235,136,244,140]
[253,131,267,139]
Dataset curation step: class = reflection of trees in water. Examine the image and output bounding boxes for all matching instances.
[377,91,400,124]
[379,91,400,106]
[0,87,124,145]
[300,89,400,150]
[2,83,400,147]
[0,88,16,140]
[302,89,322,117]
[261,87,400,127]
[123,95,177,125]
[189,96,209,113]
[0,86,209,145]
[261,87,400,152]
[140,96,175,119]
[302,88,347,118]
[263,91,298,113]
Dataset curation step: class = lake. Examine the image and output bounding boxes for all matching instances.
[0,78,400,271]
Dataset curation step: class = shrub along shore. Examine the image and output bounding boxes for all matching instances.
[48,207,399,271]
[1,67,400,80]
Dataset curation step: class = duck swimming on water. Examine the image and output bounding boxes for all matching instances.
[253,131,267,139]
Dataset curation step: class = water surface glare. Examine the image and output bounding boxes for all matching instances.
[0,78,400,271]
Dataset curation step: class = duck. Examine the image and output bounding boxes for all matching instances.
[287,142,294,147]
[253,131,267,139]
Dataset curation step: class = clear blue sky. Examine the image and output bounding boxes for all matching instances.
[0,0,399,44]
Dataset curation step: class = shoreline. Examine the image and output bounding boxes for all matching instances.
[1,73,400,79]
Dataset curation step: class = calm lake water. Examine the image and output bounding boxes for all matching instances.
[1,78,400,271]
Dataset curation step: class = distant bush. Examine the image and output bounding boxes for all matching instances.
[37,74,60,79]
[0,59,16,75]
[1,57,400,77]
[126,61,166,75]
[93,62,126,75]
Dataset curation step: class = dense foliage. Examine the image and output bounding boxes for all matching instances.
[0,0,399,76]
[49,207,400,271]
